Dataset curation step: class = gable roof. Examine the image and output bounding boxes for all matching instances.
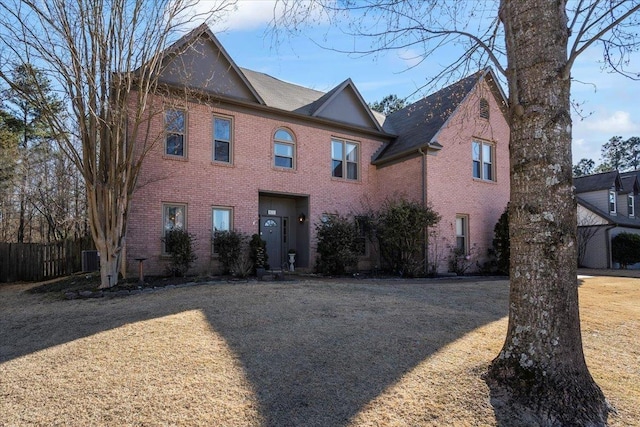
[308,79,384,132]
[620,171,640,195]
[372,68,505,164]
[574,171,622,193]
[158,24,265,105]
[153,24,388,135]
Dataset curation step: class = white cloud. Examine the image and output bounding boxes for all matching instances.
[583,111,640,134]
[397,48,424,69]
[572,110,640,163]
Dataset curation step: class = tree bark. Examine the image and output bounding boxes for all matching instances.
[485,0,609,425]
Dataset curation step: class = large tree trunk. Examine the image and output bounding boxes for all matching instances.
[485,0,609,425]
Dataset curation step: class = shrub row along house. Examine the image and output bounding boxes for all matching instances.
[575,170,640,268]
[125,24,510,276]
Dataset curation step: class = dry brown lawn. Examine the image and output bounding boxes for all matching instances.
[0,275,638,426]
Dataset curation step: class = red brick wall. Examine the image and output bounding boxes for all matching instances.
[126,95,386,275]
[373,80,510,272]
[126,78,509,277]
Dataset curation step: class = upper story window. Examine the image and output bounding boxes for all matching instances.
[479,98,490,120]
[162,203,186,254]
[274,128,295,169]
[213,116,232,163]
[472,140,495,181]
[332,138,359,180]
[165,109,186,157]
[609,190,617,214]
[628,194,635,217]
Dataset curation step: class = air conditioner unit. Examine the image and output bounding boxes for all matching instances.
[81,250,100,272]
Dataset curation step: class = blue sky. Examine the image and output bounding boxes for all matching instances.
[202,0,639,165]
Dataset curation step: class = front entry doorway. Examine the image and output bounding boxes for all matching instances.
[259,192,309,269]
[261,216,283,269]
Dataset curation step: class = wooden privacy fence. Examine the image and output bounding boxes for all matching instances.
[0,238,94,283]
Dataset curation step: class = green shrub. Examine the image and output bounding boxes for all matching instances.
[612,232,640,269]
[162,228,197,277]
[315,214,359,275]
[376,198,440,277]
[213,230,247,274]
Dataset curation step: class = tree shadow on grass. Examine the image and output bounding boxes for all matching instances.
[0,278,509,426]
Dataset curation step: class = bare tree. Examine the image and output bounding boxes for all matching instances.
[274,0,639,424]
[0,0,236,287]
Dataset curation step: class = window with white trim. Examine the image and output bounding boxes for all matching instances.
[472,140,495,181]
[162,203,186,254]
[332,138,359,180]
[609,190,617,214]
[274,128,295,169]
[456,215,469,254]
[165,109,186,157]
[628,194,635,217]
[213,116,232,163]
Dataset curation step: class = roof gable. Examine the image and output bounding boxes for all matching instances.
[158,25,264,104]
[373,68,505,164]
[310,79,384,132]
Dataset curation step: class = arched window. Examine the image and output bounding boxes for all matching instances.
[479,98,490,120]
[274,128,295,169]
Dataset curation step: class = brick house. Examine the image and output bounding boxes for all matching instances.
[125,25,510,276]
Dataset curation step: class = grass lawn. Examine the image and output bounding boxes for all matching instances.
[0,275,638,426]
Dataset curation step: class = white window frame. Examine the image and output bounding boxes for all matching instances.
[472,140,495,181]
[331,138,359,180]
[628,194,635,217]
[609,190,617,214]
[165,109,186,158]
[274,128,296,169]
[213,115,233,164]
[162,203,187,254]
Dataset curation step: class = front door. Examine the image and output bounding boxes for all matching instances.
[261,216,282,269]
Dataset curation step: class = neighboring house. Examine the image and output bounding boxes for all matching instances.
[125,24,510,276]
[575,170,640,268]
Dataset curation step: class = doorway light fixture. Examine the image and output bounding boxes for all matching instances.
[298,213,306,223]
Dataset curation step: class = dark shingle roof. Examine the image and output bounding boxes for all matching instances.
[574,171,621,193]
[373,70,484,163]
[577,196,640,228]
[620,171,640,195]
[239,68,326,114]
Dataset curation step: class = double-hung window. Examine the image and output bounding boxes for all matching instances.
[274,128,295,169]
[629,195,635,217]
[162,203,186,254]
[165,109,186,157]
[332,138,359,180]
[456,215,468,254]
[609,190,617,214]
[472,140,495,181]
[213,116,232,163]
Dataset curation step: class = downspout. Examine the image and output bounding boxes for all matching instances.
[419,147,428,274]
[604,225,617,269]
